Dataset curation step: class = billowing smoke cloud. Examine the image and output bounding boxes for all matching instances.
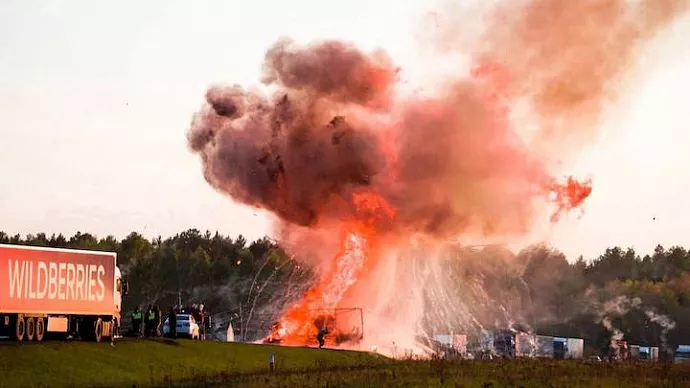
[188,1,690,239]
[187,0,687,353]
[189,36,581,240]
[188,38,394,228]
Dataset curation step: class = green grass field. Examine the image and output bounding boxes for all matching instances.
[0,339,384,387]
[1,339,690,387]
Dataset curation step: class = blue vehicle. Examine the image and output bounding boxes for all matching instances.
[553,337,568,359]
[494,331,516,358]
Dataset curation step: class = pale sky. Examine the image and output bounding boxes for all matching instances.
[1,0,689,261]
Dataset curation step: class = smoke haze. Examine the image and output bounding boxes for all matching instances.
[187,0,688,353]
[432,0,690,154]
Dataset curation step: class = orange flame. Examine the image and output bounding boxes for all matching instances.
[550,176,593,222]
[268,191,395,346]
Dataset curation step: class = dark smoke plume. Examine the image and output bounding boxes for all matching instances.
[188,2,687,239]
[188,38,395,227]
[188,38,547,238]
[261,38,398,109]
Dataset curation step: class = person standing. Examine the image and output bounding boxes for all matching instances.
[199,304,207,341]
[168,306,177,339]
[154,305,162,337]
[317,327,329,349]
[145,304,155,338]
[131,306,142,338]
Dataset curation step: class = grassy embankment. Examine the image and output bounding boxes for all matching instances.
[1,339,690,387]
[0,339,383,387]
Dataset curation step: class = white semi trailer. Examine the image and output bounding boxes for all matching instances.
[0,244,129,342]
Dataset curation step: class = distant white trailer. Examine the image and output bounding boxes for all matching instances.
[674,345,690,364]
[516,334,583,359]
[433,334,452,346]
[566,338,584,359]
[650,347,660,361]
[515,333,536,357]
[535,335,554,358]
[630,345,641,360]
[639,346,659,361]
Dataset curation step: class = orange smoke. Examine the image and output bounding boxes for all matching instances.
[472,0,690,152]
[187,0,687,349]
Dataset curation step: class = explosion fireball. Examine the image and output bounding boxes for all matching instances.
[188,0,688,355]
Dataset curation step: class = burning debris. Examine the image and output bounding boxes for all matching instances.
[188,0,688,353]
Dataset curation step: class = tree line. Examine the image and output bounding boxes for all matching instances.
[433,243,690,356]
[0,229,312,341]
[1,230,689,352]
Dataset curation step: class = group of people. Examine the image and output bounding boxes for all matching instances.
[130,303,208,339]
[130,304,165,338]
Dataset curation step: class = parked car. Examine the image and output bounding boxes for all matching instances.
[162,314,200,339]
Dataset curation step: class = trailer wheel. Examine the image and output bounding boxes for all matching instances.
[35,318,45,342]
[26,317,35,342]
[15,316,26,342]
[94,318,103,343]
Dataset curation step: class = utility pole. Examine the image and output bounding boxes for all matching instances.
[239,304,244,341]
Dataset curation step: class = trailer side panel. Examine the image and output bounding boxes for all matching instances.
[0,245,115,316]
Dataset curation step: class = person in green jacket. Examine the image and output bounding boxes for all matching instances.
[131,307,142,338]
[145,305,156,338]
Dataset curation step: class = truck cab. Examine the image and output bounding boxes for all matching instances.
[114,266,129,335]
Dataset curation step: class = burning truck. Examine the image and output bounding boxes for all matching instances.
[263,308,364,348]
